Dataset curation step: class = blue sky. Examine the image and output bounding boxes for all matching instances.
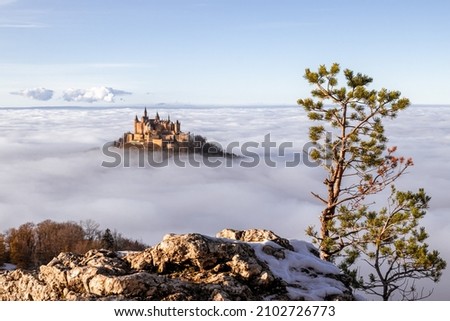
[1,0,449,106]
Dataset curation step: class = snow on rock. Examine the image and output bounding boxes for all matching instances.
[251,240,349,300]
[0,263,16,271]
[217,228,355,300]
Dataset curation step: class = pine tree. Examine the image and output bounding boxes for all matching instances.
[298,63,446,300]
[101,228,115,250]
[340,187,446,300]
[297,63,411,261]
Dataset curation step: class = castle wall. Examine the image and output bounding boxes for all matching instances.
[125,110,188,149]
[125,133,133,143]
[152,138,163,148]
[177,133,189,142]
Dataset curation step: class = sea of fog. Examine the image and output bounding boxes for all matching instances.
[0,105,449,300]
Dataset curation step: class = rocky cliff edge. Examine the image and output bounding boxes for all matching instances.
[0,229,355,301]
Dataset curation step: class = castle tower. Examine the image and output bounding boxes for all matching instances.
[155,112,160,121]
[175,120,181,133]
[134,115,140,134]
[144,107,148,118]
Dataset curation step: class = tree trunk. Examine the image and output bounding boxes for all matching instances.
[320,204,338,261]
[319,208,332,261]
[319,164,343,261]
[383,286,389,301]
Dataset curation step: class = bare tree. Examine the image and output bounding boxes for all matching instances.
[0,233,6,266]
[4,220,148,268]
[80,219,101,241]
[7,223,36,269]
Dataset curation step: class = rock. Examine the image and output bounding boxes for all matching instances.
[0,270,55,301]
[0,229,356,301]
[216,228,295,251]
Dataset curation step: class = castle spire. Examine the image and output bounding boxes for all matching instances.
[156,111,160,121]
[135,115,139,122]
[144,107,148,117]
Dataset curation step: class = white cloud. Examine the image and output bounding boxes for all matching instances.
[62,86,132,103]
[0,23,46,28]
[10,87,54,101]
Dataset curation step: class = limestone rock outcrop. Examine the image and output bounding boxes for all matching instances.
[0,229,355,301]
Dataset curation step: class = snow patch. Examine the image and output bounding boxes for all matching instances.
[116,250,138,258]
[0,263,17,271]
[251,240,349,300]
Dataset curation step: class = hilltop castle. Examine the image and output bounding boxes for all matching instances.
[116,108,190,149]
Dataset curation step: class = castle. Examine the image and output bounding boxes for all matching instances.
[117,108,190,149]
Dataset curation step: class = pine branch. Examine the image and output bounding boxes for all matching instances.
[311,192,327,204]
